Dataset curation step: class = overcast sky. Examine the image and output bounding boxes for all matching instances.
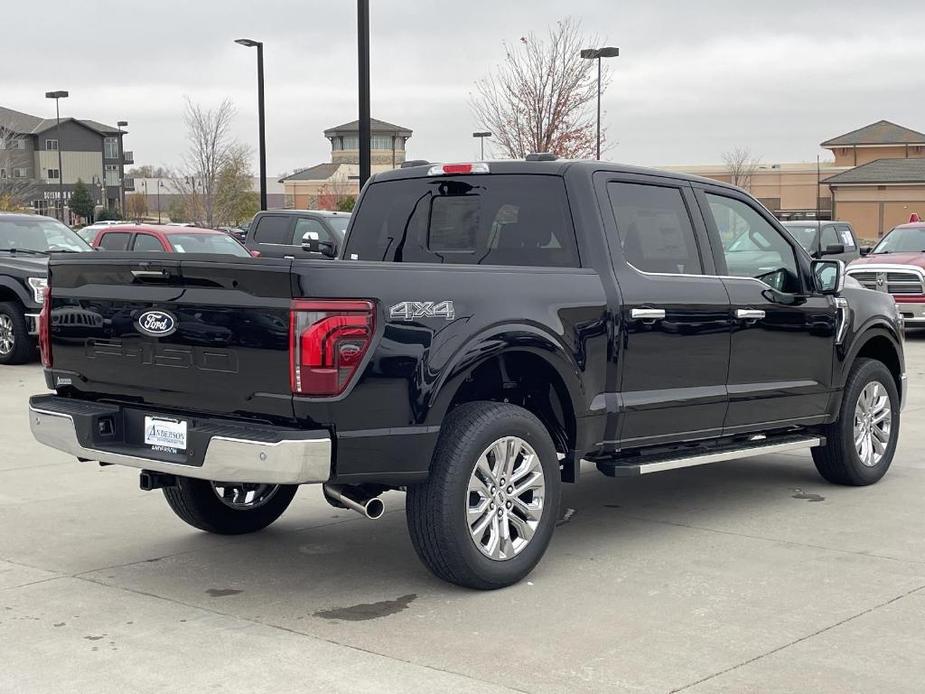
[4,1,925,176]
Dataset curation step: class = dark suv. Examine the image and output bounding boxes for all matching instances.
[245,209,350,259]
[0,213,91,364]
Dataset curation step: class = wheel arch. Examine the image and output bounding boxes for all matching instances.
[841,325,903,398]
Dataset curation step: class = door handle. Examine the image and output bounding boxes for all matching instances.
[631,308,666,320]
[736,309,766,320]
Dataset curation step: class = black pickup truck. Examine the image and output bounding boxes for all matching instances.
[30,160,906,589]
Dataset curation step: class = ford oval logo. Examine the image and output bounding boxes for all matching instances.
[136,310,177,337]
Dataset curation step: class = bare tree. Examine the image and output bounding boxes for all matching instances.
[182,98,236,227]
[470,18,610,159]
[722,146,761,191]
[125,191,148,220]
[0,123,42,211]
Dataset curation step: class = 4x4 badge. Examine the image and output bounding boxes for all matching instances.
[389,301,455,322]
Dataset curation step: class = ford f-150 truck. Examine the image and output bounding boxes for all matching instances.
[29,159,906,589]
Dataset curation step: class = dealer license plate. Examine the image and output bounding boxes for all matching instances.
[143,416,188,451]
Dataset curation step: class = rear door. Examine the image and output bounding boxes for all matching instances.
[697,187,836,432]
[48,255,295,421]
[597,173,732,448]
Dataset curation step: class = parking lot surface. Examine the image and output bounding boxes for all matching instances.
[3,335,925,693]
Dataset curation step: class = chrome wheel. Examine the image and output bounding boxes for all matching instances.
[466,436,546,561]
[211,482,280,510]
[854,381,892,467]
[0,314,14,356]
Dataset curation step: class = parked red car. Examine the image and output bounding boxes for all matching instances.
[92,224,255,257]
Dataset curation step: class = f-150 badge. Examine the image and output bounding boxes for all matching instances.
[389,301,455,321]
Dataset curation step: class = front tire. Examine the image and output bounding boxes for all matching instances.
[0,302,34,365]
[406,402,561,590]
[163,478,297,534]
[812,358,900,486]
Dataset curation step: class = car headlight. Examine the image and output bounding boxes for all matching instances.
[27,277,48,304]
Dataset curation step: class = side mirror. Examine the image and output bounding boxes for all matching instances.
[859,246,872,256]
[812,259,845,295]
[301,231,337,259]
[812,244,845,259]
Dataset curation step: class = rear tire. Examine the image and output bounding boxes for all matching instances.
[812,358,899,486]
[406,401,561,590]
[0,302,34,365]
[163,477,297,534]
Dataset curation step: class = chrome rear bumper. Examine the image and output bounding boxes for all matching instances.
[29,403,332,485]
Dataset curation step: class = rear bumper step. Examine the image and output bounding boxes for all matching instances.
[28,395,331,485]
[593,435,824,477]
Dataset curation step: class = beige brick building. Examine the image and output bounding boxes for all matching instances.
[280,118,412,209]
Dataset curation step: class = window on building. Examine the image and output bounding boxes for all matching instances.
[104,137,119,159]
[0,138,26,150]
[13,168,29,178]
[371,135,393,150]
[341,135,359,150]
[0,169,5,179]
[45,139,58,151]
[104,164,120,186]
[46,169,60,180]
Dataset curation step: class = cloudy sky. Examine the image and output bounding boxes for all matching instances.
[4,0,925,176]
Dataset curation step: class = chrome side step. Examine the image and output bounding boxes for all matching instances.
[592,435,823,477]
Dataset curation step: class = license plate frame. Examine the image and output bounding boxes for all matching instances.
[143,416,188,452]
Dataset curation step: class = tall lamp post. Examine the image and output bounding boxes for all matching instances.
[234,38,267,211]
[117,120,128,216]
[473,131,492,160]
[357,0,371,187]
[44,90,69,221]
[157,180,164,224]
[578,47,619,160]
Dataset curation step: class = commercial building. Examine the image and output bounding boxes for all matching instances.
[672,120,925,240]
[280,118,412,208]
[0,105,132,220]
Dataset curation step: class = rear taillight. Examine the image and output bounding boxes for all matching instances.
[38,287,52,368]
[290,299,375,396]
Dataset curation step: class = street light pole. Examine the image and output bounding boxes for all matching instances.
[579,47,619,160]
[473,131,492,160]
[235,39,267,210]
[45,90,69,221]
[157,180,163,224]
[357,0,371,187]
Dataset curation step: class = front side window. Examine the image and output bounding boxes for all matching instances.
[345,174,579,267]
[707,194,799,292]
[45,139,58,151]
[104,137,119,159]
[607,182,703,275]
[820,225,840,249]
[782,223,819,252]
[293,217,332,244]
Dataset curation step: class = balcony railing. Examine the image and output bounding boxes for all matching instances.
[123,151,134,165]
[123,177,135,191]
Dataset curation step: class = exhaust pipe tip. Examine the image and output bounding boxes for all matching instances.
[364,497,385,520]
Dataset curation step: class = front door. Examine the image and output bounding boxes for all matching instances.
[697,187,836,433]
[599,175,731,448]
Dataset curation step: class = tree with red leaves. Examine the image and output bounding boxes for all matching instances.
[471,18,611,160]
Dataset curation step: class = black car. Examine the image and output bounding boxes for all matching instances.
[0,213,91,364]
[30,160,905,589]
[244,209,350,258]
[781,220,861,263]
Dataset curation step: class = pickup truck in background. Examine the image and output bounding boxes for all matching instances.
[847,221,925,326]
[30,159,906,589]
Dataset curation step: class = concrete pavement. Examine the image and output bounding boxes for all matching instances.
[3,334,925,693]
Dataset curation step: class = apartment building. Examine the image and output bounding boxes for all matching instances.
[0,105,132,220]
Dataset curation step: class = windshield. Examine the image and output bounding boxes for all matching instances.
[167,233,251,256]
[326,216,350,237]
[782,224,819,252]
[872,227,925,254]
[0,217,91,253]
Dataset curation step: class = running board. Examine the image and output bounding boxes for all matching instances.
[592,435,824,477]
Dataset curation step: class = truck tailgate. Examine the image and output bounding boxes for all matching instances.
[47,255,295,423]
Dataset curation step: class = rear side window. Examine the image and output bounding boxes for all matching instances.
[606,182,703,275]
[344,174,579,267]
[253,216,292,245]
[836,225,856,249]
[98,232,131,250]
